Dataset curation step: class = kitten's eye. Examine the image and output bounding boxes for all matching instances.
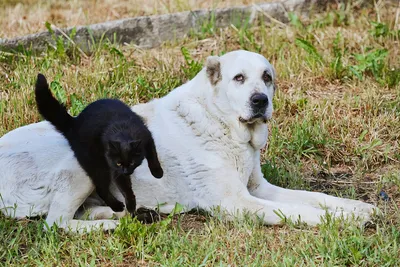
[116,162,122,167]
[233,74,245,82]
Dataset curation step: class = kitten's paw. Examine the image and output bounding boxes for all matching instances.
[150,167,164,179]
[126,203,137,217]
[110,201,125,212]
[136,207,160,224]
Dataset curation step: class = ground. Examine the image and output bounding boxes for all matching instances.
[0,0,400,266]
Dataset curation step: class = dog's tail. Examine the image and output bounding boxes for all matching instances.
[35,73,74,134]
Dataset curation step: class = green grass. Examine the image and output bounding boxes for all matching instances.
[1,1,400,266]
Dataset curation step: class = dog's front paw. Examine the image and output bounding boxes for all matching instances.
[331,209,375,228]
[344,200,378,216]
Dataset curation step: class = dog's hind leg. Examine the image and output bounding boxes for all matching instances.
[44,170,92,231]
[45,170,119,233]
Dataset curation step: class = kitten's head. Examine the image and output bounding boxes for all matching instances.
[105,138,145,176]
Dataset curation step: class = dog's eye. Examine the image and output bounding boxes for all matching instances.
[233,74,245,82]
[116,162,122,167]
[262,71,272,83]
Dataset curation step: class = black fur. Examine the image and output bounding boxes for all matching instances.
[34,74,163,218]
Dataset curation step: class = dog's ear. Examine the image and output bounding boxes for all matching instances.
[206,56,221,86]
[145,137,163,179]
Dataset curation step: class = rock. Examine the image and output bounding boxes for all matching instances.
[0,0,361,54]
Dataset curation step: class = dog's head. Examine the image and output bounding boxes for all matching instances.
[205,50,276,125]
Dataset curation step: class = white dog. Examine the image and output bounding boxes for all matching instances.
[0,50,376,232]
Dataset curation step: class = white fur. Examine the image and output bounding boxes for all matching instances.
[0,50,376,232]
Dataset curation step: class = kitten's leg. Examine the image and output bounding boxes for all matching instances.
[114,176,160,223]
[89,168,125,212]
[145,137,164,178]
[96,186,125,212]
[114,175,136,216]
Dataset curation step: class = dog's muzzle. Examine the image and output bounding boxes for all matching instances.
[239,93,270,124]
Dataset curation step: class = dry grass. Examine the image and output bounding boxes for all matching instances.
[0,0,271,38]
[0,0,400,265]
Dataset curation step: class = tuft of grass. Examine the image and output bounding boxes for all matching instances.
[1,1,400,265]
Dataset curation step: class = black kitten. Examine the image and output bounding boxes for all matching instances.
[34,74,163,219]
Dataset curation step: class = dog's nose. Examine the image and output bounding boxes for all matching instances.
[250,93,268,109]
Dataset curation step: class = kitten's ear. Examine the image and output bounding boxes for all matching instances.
[145,137,163,179]
[108,140,120,150]
[129,140,142,150]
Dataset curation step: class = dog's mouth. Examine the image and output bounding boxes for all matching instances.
[239,113,269,124]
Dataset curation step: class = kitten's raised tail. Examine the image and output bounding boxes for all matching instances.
[35,73,74,134]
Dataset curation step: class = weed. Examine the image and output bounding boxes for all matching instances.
[370,21,400,39]
[349,48,388,82]
[295,38,324,65]
[181,46,203,80]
